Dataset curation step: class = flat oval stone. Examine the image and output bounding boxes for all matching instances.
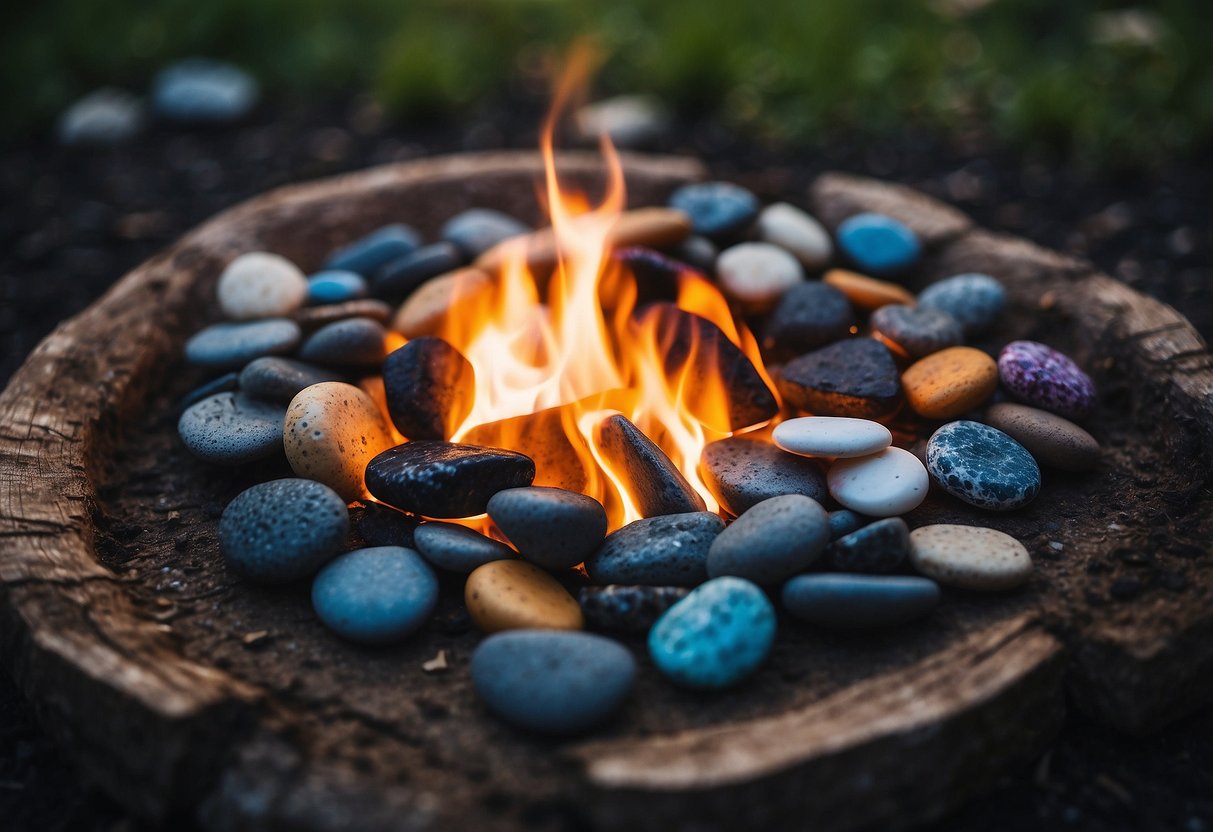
[926,420,1041,511]
[382,336,475,440]
[585,512,724,586]
[441,208,530,258]
[365,440,535,518]
[283,382,395,501]
[984,402,1101,472]
[307,270,368,304]
[649,576,775,689]
[909,524,1032,590]
[219,478,348,583]
[870,304,963,359]
[902,346,999,420]
[312,546,438,643]
[998,340,1096,419]
[298,317,387,367]
[178,371,238,411]
[413,522,515,573]
[668,181,760,238]
[777,338,903,421]
[238,357,341,403]
[836,213,921,275]
[829,517,909,573]
[781,574,940,628]
[773,416,892,459]
[579,585,690,633]
[756,202,832,269]
[487,487,607,570]
[828,509,866,540]
[918,273,1007,335]
[822,269,916,311]
[184,319,301,369]
[715,242,805,312]
[762,281,855,356]
[594,414,705,517]
[392,268,492,339]
[178,392,285,465]
[471,630,635,734]
[296,298,392,330]
[325,224,422,276]
[374,241,465,302]
[465,560,583,633]
[217,251,308,320]
[827,447,929,517]
[707,494,830,585]
[699,437,827,516]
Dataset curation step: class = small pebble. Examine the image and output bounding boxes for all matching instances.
[283,382,395,501]
[918,273,1007,335]
[312,547,438,643]
[772,416,892,459]
[585,512,724,586]
[777,338,903,421]
[926,420,1041,511]
[487,487,607,570]
[909,524,1033,590]
[707,495,830,585]
[441,208,530,258]
[836,212,921,275]
[184,319,300,369]
[295,298,392,330]
[674,235,718,272]
[354,502,419,548]
[870,304,963,359]
[827,447,929,517]
[217,252,308,320]
[579,586,690,633]
[382,336,475,440]
[762,281,855,356]
[649,577,775,690]
[365,440,536,518]
[325,224,422,276]
[307,270,368,304]
[715,242,805,312]
[984,402,1101,472]
[902,346,999,420]
[781,574,940,628]
[238,357,341,403]
[668,181,760,238]
[413,522,516,573]
[373,241,464,301]
[56,88,143,145]
[471,630,635,734]
[178,392,285,465]
[393,268,492,339]
[756,202,833,269]
[595,414,706,516]
[699,436,828,516]
[465,560,583,633]
[219,479,348,583]
[822,269,916,310]
[298,317,387,367]
[152,59,258,122]
[828,510,866,540]
[829,517,909,573]
[998,340,1097,419]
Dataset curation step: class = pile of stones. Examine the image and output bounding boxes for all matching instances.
[177,178,1100,735]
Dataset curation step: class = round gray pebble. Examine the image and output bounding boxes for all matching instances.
[828,510,866,540]
[707,494,830,585]
[441,208,530,258]
[238,357,342,403]
[918,273,1007,335]
[298,317,387,367]
[184,319,301,369]
[312,546,438,644]
[870,304,964,359]
[487,487,607,570]
[178,392,285,465]
[414,522,516,573]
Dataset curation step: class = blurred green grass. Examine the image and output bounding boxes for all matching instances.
[4,0,1211,167]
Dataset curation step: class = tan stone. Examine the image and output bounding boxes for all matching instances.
[392,268,492,339]
[902,347,998,419]
[823,269,915,310]
[465,560,584,633]
[909,525,1032,591]
[283,382,395,501]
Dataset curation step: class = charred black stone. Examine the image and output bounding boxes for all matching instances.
[594,414,705,517]
[777,338,902,421]
[365,440,535,519]
[298,317,387,367]
[763,281,855,357]
[585,512,724,586]
[699,436,827,516]
[382,337,475,440]
[372,241,464,301]
[610,246,701,309]
[579,585,690,633]
[828,517,909,573]
[352,501,421,548]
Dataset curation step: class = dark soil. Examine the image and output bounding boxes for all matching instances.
[2,94,1211,832]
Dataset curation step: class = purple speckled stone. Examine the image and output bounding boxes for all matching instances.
[997,341,1096,418]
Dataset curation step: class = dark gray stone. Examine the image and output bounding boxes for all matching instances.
[219,478,348,583]
[178,371,239,411]
[585,512,724,586]
[486,487,607,570]
[829,517,910,573]
[699,437,827,516]
[578,585,690,634]
[763,281,855,357]
[324,224,422,276]
[869,304,963,359]
[828,510,866,540]
[707,494,830,585]
[365,440,536,519]
[353,502,420,548]
[918,273,1007,335]
[594,414,705,517]
[414,522,515,573]
[382,337,475,440]
[781,574,941,628]
[777,338,902,420]
[298,317,387,367]
[178,392,284,465]
[184,319,300,369]
[372,241,463,301]
[239,357,342,403]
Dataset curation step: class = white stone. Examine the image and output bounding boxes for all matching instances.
[756,202,833,269]
[56,88,144,145]
[773,417,892,459]
[217,252,309,320]
[575,95,669,148]
[909,524,1032,591]
[827,447,928,517]
[715,242,805,312]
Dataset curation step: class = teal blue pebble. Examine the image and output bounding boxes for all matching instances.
[836,212,921,275]
[312,546,439,644]
[308,270,368,304]
[648,576,776,690]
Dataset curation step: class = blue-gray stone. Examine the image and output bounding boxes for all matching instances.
[707,495,830,585]
[836,212,921,275]
[669,181,760,238]
[828,517,909,573]
[324,224,423,276]
[926,420,1041,511]
[178,371,239,411]
[372,241,463,301]
[184,319,301,369]
[366,440,536,518]
[649,577,776,689]
[441,208,530,258]
[57,88,143,145]
[312,547,438,644]
[413,522,515,573]
[307,270,368,304]
[219,479,348,583]
[152,59,258,122]
[238,357,342,403]
[298,317,387,367]
[579,585,690,634]
[763,281,855,356]
[918,273,1007,335]
[585,512,724,587]
[699,436,828,516]
[486,487,607,570]
[471,630,637,735]
[674,235,719,272]
[869,304,963,359]
[178,392,284,465]
[781,574,940,628]
[828,510,865,540]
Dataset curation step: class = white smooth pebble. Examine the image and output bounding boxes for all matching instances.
[773,416,892,459]
[217,251,308,320]
[755,202,833,269]
[715,242,805,312]
[827,447,928,517]
[909,524,1032,591]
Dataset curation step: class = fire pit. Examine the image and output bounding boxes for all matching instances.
[2,149,1212,832]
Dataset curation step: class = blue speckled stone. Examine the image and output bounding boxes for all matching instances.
[585,512,724,587]
[312,546,438,644]
[669,181,760,238]
[781,574,940,628]
[413,522,515,573]
[926,420,1041,511]
[699,437,828,516]
[307,270,368,304]
[298,317,387,367]
[836,212,921,275]
[579,585,690,633]
[441,208,530,258]
[184,319,300,369]
[869,304,963,359]
[178,392,284,465]
[828,517,909,573]
[219,479,348,583]
[918,273,1007,335]
[649,577,776,690]
[325,224,422,276]
[471,630,637,735]
[828,510,865,540]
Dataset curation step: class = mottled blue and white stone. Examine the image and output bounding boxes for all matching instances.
[917,273,1007,335]
[926,420,1041,511]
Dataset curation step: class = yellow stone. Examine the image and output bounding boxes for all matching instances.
[465,560,584,633]
[901,346,998,419]
[283,382,395,501]
[392,267,492,339]
[823,268,915,310]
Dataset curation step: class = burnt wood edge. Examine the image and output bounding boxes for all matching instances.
[0,151,706,820]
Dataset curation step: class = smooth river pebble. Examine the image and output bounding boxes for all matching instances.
[836,212,921,275]
[870,304,963,359]
[312,546,438,643]
[325,224,422,276]
[699,436,828,516]
[777,338,903,421]
[595,414,706,516]
[773,416,892,459]
[298,317,387,367]
[715,242,805,312]
[909,524,1033,590]
[382,336,475,440]
[413,522,516,573]
[184,319,301,369]
[487,487,607,570]
[762,281,855,356]
[219,478,348,583]
[707,495,830,585]
[984,402,1101,472]
[307,270,368,304]
[441,208,530,258]
[829,517,909,573]
[828,509,866,540]
[217,252,308,320]
[178,392,285,465]
[781,574,940,629]
[998,340,1096,419]
[902,346,999,420]
[283,381,395,501]
[926,420,1041,511]
[585,512,724,587]
[465,560,583,633]
[365,440,536,518]
[668,181,760,238]
[918,273,1007,335]
[238,357,341,403]
[755,202,833,269]
[374,241,464,301]
[827,447,929,517]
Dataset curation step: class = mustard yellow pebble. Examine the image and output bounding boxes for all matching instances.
[901,346,998,419]
[283,382,395,501]
[822,268,915,311]
[465,560,584,633]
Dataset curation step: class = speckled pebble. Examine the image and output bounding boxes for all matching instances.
[649,577,776,690]
[772,416,892,459]
[283,381,395,501]
[984,402,1101,472]
[827,447,929,517]
[312,546,438,643]
[756,202,833,269]
[836,212,921,275]
[238,357,341,403]
[707,495,830,585]
[487,487,607,570]
[325,224,422,276]
[298,317,387,367]
[413,522,516,573]
[471,630,636,735]
[918,273,1007,335]
[365,440,536,518]
[762,281,855,356]
[579,585,690,633]
[781,574,940,628]
[909,524,1033,590]
[184,319,301,369]
[219,478,348,583]
[441,208,530,258]
[998,340,1096,419]
[829,517,909,573]
[716,242,805,312]
[926,420,1041,511]
[668,181,760,238]
[217,252,308,320]
[178,392,285,465]
[777,338,903,421]
[828,510,866,540]
[902,346,999,420]
[465,560,583,633]
[870,304,963,359]
[307,270,368,304]
[585,512,724,587]
[699,437,828,516]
